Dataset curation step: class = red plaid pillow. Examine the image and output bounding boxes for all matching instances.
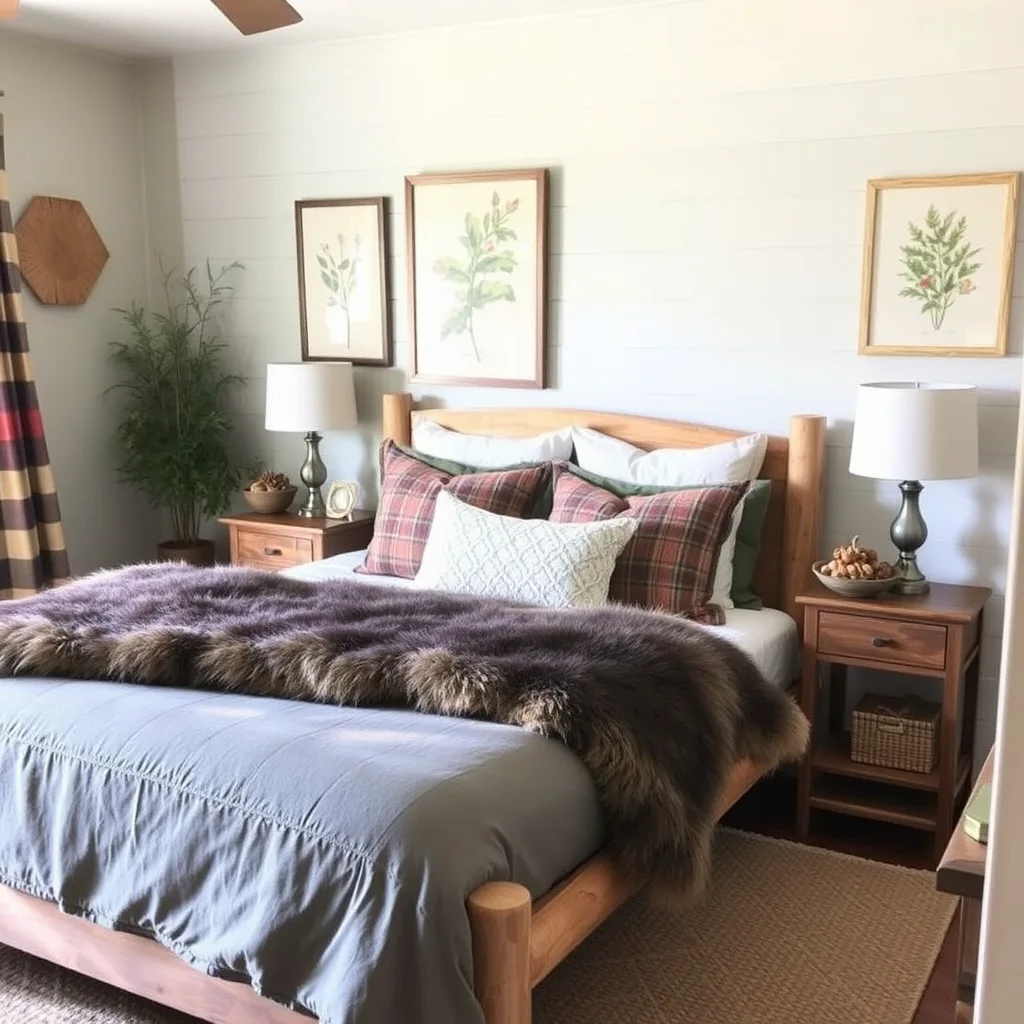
[359,441,552,579]
[549,463,749,625]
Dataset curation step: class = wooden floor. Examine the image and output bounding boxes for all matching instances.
[724,773,957,1024]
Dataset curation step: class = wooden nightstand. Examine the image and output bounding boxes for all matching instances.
[937,746,992,1024]
[219,511,375,571]
[795,579,989,862]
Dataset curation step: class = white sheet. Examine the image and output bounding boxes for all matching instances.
[282,551,800,689]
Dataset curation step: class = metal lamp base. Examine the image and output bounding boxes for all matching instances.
[297,431,327,518]
[890,479,929,595]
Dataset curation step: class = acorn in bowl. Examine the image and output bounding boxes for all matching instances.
[813,536,900,597]
[242,471,297,514]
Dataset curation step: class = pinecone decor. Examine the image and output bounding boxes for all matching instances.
[819,535,895,580]
[242,469,296,514]
[249,470,292,493]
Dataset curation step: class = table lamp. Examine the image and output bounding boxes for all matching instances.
[849,382,978,595]
[265,362,358,518]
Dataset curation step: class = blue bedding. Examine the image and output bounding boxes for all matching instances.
[0,678,603,1023]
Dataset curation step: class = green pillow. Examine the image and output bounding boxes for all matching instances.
[394,443,553,519]
[560,462,772,609]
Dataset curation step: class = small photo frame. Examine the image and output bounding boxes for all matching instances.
[325,480,359,520]
[405,169,548,388]
[295,197,393,366]
[858,172,1019,356]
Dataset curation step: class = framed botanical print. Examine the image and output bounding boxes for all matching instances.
[858,172,1019,356]
[295,197,392,366]
[405,168,548,388]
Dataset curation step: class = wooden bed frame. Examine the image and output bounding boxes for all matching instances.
[0,394,825,1024]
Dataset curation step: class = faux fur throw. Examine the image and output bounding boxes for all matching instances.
[0,563,808,898]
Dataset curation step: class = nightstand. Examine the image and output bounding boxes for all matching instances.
[795,579,989,862]
[937,746,992,1024]
[219,511,375,571]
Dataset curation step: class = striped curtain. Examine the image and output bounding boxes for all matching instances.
[0,117,69,597]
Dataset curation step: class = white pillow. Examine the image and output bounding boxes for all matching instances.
[411,418,573,468]
[414,490,638,608]
[570,427,768,485]
[570,427,769,611]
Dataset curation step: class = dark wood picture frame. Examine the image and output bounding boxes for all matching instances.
[295,197,393,367]
[405,169,548,389]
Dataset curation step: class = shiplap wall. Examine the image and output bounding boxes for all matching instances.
[172,0,1024,755]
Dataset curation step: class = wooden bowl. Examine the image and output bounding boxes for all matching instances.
[812,560,900,598]
[242,487,296,514]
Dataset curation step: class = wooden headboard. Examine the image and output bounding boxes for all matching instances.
[381,392,825,628]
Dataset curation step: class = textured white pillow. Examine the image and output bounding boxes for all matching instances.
[570,427,769,611]
[411,418,573,468]
[414,491,638,608]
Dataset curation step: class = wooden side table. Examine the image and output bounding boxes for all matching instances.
[795,580,990,863]
[219,511,375,571]
[937,747,993,1024]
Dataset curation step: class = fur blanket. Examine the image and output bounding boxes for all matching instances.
[0,563,808,898]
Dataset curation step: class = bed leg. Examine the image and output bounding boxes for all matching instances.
[467,881,533,1024]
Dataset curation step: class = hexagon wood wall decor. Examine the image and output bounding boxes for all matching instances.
[15,196,109,306]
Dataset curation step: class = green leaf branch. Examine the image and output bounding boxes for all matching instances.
[316,233,361,338]
[434,191,520,360]
[897,205,982,330]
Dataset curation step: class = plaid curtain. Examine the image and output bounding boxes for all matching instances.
[0,118,69,596]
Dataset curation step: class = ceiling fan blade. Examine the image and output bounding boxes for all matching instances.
[0,0,19,21]
[211,0,302,36]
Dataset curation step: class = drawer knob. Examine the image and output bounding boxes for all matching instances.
[263,547,283,557]
[871,637,894,647]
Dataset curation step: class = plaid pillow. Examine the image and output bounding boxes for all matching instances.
[549,463,749,625]
[359,441,552,579]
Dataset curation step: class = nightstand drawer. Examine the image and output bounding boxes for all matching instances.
[236,531,314,569]
[817,611,946,671]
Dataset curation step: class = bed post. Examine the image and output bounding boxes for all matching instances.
[467,882,533,1024]
[783,414,826,632]
[382,391,413,446]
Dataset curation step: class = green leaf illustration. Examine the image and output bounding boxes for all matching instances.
[475,280,515,303]
[440,306,472,339]
[897,204,983,330]
[433,191,522,361]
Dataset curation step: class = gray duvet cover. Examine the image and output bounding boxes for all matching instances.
[0,677,603,1023]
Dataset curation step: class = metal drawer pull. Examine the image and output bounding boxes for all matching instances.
[263,547,283,557]
[871,637,894,647]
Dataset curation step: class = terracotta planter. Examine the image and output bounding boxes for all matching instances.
[156,539,215,567]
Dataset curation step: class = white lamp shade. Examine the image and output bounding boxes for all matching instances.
[264,362,358,433]
[849,382,978,481]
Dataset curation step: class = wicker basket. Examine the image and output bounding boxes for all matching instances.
[851,693,940,774]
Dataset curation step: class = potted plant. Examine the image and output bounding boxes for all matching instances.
[109,261,244,565]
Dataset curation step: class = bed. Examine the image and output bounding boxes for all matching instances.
[0,393,825,1024]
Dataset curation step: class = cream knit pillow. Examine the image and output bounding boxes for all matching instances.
[414,491,637,608]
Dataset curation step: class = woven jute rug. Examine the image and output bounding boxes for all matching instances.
[0,830,955,1024]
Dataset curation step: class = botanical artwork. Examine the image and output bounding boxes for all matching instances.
[859,173,1018,356]
[897,206,982,330]
[317,233,363,349]
[407,170,547,388]
[435,192,520,359]
[295,198,392,366]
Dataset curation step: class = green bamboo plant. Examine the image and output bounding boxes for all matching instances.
[897,205,982,330]
[433,191,520,360]
[108,262,244,547]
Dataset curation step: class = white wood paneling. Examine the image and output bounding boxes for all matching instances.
[173,0,1024,756]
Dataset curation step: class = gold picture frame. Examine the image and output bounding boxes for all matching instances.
[858,172,1019,356]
